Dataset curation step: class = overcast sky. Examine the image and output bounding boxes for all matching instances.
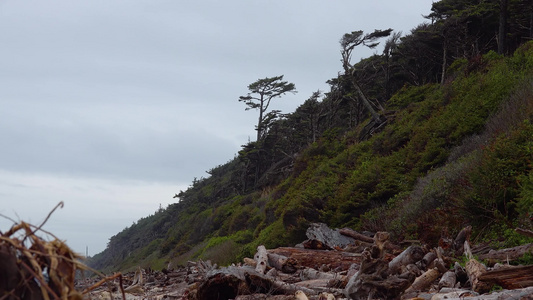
[0,1,433,256]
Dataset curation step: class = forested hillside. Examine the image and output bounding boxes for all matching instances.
[89,0,533,272]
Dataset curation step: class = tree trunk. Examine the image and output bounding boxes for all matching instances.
[257,96,264,141]
[441,40,447,84]
[352,81,381,123]
[255,245,269,274]
[498,0,508,55]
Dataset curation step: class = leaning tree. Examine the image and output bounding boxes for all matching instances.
[340,29,392,123]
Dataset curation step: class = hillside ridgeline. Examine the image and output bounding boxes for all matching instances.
[89,0,533,274]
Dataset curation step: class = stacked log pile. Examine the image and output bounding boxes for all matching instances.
[6,203,531,299]
[82,224,533,299]
[188,224,533,300]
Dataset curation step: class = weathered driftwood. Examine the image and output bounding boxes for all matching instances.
[243,257,256,267]
[255,245,269,274]
[234,295,294,300]
[478,243,533,262]
[404,264,422,277]
[418,250,437,270]
[471,241,492,255]
[373,231,390,258]
[345,269,410,300]
[438,270,457,289]
[478,265,533,289]
[454,261,469,285]
[438,286,533,299]
[430,288,479,299]
[196,272,244,300]
[344,244,413,300]
[301,223,356,250]
[402,267,440,296]
[294,279,330,289]
[464,241,492,294]
[452,225,472,255]
[244,272,316,296]
[197,266,317,299]
[343,240,374,253]
[428,258,449,274]
[124,267,144,294]
[339,228,374,244]
[299,268,343,282]
[268,247,362,271]
[340,228,402,254]
[388,245,425,275]
[267,252,298,274]
[301,239,333,250]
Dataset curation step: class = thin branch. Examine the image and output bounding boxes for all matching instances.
[25,201,64,243]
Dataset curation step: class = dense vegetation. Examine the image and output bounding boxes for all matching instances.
[89,0,533,272]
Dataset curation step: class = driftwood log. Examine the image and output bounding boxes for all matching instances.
[300,223,356,250]
[464,241,492,293]
[478,265,533,289]
[244,271,316,296]
[418,250,437,270]
[438,270,457,289]
[255,245,269,274]
[433,286,533,299]
[196,266,316,300]
[478,243,533,262]
[266,252,298,274]
[340,228,402,254]
[345,232,415,300]
[388,245,425,275]
[345,253,411,300]
[339,228,374,244]
[234,295,294,300]
[402,268,440,297]
[268,247,362,271]
[452,225,472,256]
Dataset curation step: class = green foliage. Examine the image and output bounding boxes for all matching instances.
[193,230,254,266]
[387,84,440,109]
[481,222,533,249]
[518,171,533,215]
[515,251,533,266]
[464,120,533,224]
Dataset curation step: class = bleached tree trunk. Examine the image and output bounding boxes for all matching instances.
[254,245,269,274]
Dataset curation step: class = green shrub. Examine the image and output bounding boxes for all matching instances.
[465,121,533,224]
